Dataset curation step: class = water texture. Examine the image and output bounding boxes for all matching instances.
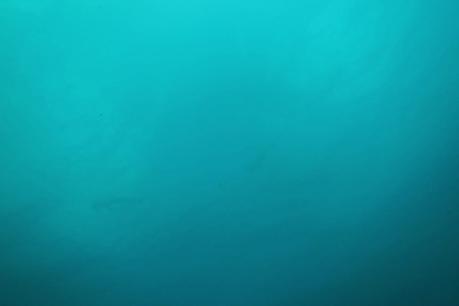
[1,0,458,305]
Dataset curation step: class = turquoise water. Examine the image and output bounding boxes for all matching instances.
[1,1,458,305]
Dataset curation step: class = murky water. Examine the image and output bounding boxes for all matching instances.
[1,1,458,305]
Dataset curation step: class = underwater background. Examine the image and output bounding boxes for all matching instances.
[1,0,459,305]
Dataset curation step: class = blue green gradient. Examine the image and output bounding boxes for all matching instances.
[1,0,458,305]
